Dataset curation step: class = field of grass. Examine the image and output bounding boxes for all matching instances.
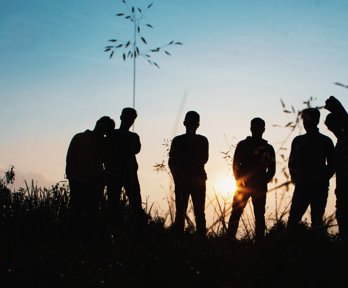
[0,167,346,288]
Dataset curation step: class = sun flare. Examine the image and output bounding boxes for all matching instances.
[215,175,237,197]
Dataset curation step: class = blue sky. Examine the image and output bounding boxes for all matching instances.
[1,0,348,226]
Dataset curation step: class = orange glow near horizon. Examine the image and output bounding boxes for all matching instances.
[214,175,237,197]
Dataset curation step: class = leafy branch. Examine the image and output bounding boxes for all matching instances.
[105,1,182,66]
[105,0,182,109]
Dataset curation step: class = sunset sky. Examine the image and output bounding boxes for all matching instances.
[1,0,348,228]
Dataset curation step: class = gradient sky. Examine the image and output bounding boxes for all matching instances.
[1,0,348,228]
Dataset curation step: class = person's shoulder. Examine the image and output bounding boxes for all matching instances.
[259,138,274,149]
[318,131,334,143]
[238,136,251,145]
[72,130,90,139]
[318,131,332,140]
[196,134,208,141]
[291,134,305,143]
[265,141,275,151]
[172,134,185,140]
[131,131,140,138]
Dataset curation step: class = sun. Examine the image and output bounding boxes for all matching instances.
[215,174,237,197]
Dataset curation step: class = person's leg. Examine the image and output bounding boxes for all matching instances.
[124,171,147,228]
[191,178,206,238]
[310,185,328,229]
[174,179,190,235]
[106,175,123,225]
[336,195,348,240]
[69,179,85,222]
[85,182,104,220]
[251,189,267,242]
[288,184,310,230]
[227,188,250,239]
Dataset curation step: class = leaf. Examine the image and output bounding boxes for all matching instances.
[123,53,126,61]
[104,48,111,52]
[280,98,285,108]
[147,2,153,9]
[125,41,130,48]
[283,109,291,113]
[116,13,124,16]
[110,51,114,59]
[164,51,171,56]
[138,7,142,13]
[153,62,160,68]
[175,42,183,45]
[146,24,153,28]
[116,44,123,48]
[291,105,295,113]
[147,59,153,65]
[137,26,140,33]
[145,54,151,58]
[285,122,293,127]
[127,51,132,57]
[132,6,135,13]
[169,40,174,45]
[125,16,131,19]
[121,0,126,3]
[108,39,117,42]
[141,37,147,44]
[136,46,140,55]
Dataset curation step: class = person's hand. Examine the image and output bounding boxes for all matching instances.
[325,96,345,113]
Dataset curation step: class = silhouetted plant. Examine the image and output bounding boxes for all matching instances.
[334,81,348,89]
[105,0,182,109]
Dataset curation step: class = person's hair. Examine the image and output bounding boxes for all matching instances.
[95,116,115,131]
[301,108,320,125]
[121,107,137,119]
[250,117,265,128]
[184,111,200,123]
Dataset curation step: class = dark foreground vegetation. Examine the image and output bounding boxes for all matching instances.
[0,170,347,288]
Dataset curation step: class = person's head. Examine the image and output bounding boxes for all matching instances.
[325,112,343,138]
[250,117,265,139]
[94,116,115,136]
[120,107,137,130]
[184,111,200,133]
[301,108,320,132]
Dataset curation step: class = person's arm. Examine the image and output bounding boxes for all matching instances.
[325,96,348,129]
[232,142,243,182]
[168,137,178,174]
[326,138,336,180]
[65,134,79,179]
[266,145,276,183]
[199,136,209,165]
[133,133,141,154]
[288,138,299,183]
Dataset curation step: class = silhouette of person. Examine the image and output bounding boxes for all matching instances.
[105,108,146,229]
[168,111,209,238]
[287,108,335,232]
[227,117,275,242]
[324,96,348,240]
[66,116,115,221]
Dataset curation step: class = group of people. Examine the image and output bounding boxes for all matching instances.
[65,96,348,242]
[66,108,146,230]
